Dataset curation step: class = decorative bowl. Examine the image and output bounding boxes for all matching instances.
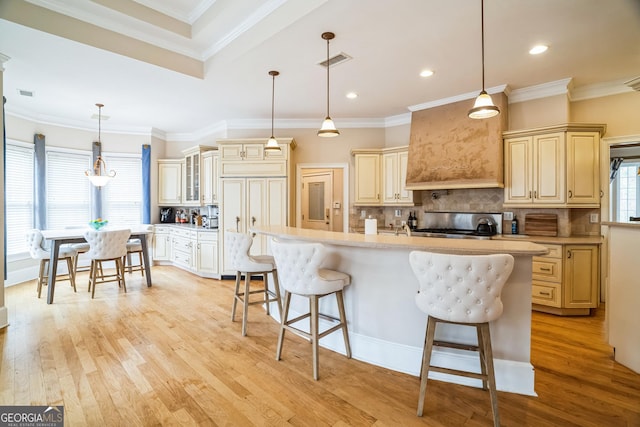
[89,219,108,230]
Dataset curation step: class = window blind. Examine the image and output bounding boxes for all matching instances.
[102,154,143,226]
[46,150,92,229]
[6,143,34,255]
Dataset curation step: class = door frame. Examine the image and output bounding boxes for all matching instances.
[600,133,640,305]
[296,163,349,233]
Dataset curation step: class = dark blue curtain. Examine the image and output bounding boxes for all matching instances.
[142,144,151,224]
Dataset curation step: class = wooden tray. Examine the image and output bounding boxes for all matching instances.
[524,213,558,236]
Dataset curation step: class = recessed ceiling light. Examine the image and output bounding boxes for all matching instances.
[529,45,548,55]
[420,69,434,77]
[346,92,358,99]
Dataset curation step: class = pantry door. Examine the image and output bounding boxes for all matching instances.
[301,172,333,231]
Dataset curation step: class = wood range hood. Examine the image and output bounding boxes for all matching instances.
[405,93,508,190]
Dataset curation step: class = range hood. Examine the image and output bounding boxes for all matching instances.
[405,93,508,190]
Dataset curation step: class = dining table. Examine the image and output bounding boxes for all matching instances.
[40,226,153,304]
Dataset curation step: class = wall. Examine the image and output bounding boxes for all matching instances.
[571,92,640,137]
[508,94,569,130]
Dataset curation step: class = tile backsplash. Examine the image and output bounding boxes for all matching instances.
[350,188,601,236]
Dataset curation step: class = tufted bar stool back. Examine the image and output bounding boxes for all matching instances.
[226,230,282,337]
[409,251,514,426]
[84,229,131,298]
[270,238,352,380]
[27,229,78,298]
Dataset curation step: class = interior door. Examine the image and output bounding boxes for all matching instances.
[301,172,333,231]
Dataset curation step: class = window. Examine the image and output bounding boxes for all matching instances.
[102,154,143,225]
[615,161,640,221]
[5,141,34,255]
[46,149,93,229]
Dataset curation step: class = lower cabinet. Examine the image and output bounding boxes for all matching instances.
[532,243,599,315]
[153,225,219,278]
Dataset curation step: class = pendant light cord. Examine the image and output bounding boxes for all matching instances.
[271,73,275,136]
[326,37,330,117]
[481,0,486,91]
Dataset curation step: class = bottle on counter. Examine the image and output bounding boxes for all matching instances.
[511,215,519,234]
[407,211,413,228]
[411,211,418,229]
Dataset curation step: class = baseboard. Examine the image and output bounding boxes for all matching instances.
[0,306,8,329]
[267,302,537,396]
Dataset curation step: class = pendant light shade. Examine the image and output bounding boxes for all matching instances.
[318,32,339,137]
[265,70,281,151]
[85,103,116,187]
[468,0,500,120]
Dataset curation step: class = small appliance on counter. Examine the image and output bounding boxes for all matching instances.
[160,207,175,223]
[204,205,219,228]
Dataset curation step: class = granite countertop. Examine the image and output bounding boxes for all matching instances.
[602,221,640,229]
[493,234,602,244]
[154,223,218,232]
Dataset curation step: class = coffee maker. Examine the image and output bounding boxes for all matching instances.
[203,205,219,228]
[160,207,175,223]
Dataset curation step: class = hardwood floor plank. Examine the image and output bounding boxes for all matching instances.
[2,266,640,426]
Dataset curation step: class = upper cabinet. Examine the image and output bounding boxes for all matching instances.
[503,124,605,208]
[202,151,219,205]
[352,146,418,206]
[158,159,183,205]
[219,138,293,177]
[158,146,216,206]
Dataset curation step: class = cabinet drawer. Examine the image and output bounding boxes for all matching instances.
[172,250,192,268]
[171,228,197,239]
[154,226,170,234]
[532,258,562,282]
[532,281,561,307]
[172,236,193,252]
[538,243,562,258]
[198,231,218,242]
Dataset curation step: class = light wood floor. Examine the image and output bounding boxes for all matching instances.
[1,266,639,426]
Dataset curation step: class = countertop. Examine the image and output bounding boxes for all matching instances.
[154,223,218,232]
[252,225,548,256]
[602,221,640,229]
[493,234,602,245]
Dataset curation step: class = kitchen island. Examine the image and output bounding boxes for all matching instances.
[251,226,547,396]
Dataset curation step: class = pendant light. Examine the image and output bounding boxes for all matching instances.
[468,0,500,119]
[317,32,340,137]
[85,103,116,187]
[265,70,281,151]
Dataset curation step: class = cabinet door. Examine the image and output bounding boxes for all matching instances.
[158,161,182,205]
[221,179,246,273]
[566,132,600,205]
[197,233,218,274]
[533,132,565,204]
[202,154,213,205]
[396,151,413,204]
[243,144,264,160]
[247,178,266,255]
[354,154,381,205]
[504,137,533,204]
[211,153,220,203]
[381,153,398,204]
[564,245,599,309]
[153,233,170,261]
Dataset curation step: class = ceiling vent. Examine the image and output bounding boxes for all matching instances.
[625,76,640,91]
[318,52,352,68]
[18,89,34,97]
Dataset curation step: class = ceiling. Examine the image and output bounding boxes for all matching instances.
[1,0,639,140]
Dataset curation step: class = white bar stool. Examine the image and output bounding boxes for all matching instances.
[26,229,78,297]
[84,229,131,298]
[270,238,351,381]
[225,230,282,337]
[409,251,514,427]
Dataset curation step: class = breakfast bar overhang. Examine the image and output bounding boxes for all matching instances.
[251,226,548,396]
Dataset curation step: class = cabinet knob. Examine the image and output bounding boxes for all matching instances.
[567,250,572,259]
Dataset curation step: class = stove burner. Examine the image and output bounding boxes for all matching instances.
[412,228,494,239]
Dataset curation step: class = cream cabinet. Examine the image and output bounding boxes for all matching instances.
[170,227,196,270]
[196,231,218,275]
[202,151,220,205]
[218,138,295,277]
[158,159,183,205]
[503,124,605,208]
[152,225,171,261]
[352,146,416,206]
[532,243,599,315]
[182,146,216,206]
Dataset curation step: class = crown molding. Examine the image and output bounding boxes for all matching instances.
[569,79,635,101]
[407,84,508,112]
[508,78,572,103]
[384,113,412,127]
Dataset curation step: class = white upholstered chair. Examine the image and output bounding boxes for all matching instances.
[84,229,131,298]
[409,251,514,426]
[226,230,282,336]
[124,225,154,275]
[27,229,78,298]
[270,238,351,381]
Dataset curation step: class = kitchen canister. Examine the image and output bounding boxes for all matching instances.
[364,216,378,235]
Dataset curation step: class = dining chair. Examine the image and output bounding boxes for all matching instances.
[84,228,131,298]
[26,229,78,298]
[409,250,514,426]
[124,224,154,275]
